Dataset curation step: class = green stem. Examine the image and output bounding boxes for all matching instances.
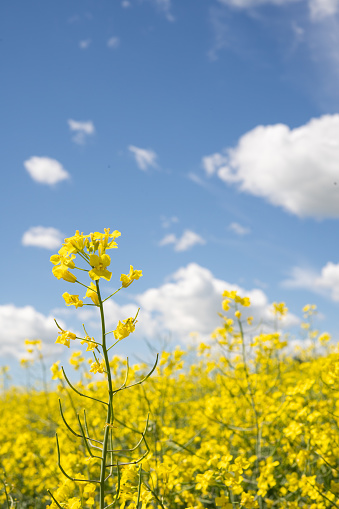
[96,280,115,509]
[102,286,123,303]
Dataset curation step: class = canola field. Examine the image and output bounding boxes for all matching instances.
[2,229,339,509]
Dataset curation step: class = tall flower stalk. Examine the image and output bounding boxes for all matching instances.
[48,229,158,509]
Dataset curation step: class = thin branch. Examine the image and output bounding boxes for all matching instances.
[77,413,101,459]
[62,367,108,406]
[107,414,149,453]
[55,433,100,483]
[113,355,158,395]
[47,490,64,509]
[58,399,103,446]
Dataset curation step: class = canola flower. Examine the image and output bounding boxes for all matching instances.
[4,247,339,508]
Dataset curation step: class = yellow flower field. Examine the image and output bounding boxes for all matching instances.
[2,229,339,509]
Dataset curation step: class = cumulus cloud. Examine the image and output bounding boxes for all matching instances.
[229,222,251,236]
[68,119,95,145]
[202,114,339,219]
[159,230,206,252]
[134,263,298,342]
[79,39,91,49]
[217,0,339,20]
[24,156,70,185]
[283,262,339,302]
[128,145,158,170]
[22,226,64,250]
[107,36,120,49]
[0,305,64,358]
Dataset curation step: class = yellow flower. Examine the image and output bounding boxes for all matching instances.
[222,299,230,311]
[56,330,77,348]
[113,317,136,341]
[67,498,82,509]
[215,491,233,508]
[25,339,42,350]
[80,335,98,351]
[85,282,99,306]
[50,361,63,380]
[52,265,77,283]
[69,351,85,370]
[90,359,106,374]
[272,302,288,317]
[120,265,143,288]
[319,332,331,343]
[63,230,87,254]
[62,292,83,308]
[222,290,250,307]
[88,254,112,281]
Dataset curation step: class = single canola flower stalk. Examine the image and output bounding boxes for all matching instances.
[47,228,158,509]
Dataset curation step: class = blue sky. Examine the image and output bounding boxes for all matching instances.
[2,0,339,377]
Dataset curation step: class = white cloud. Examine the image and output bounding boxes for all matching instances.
[159,230,206,252]
[107,36,120,49]
[202,114,339,219]
[24,156,70,185]
[79,39,91,49]
[217,0,339,19]
[122,0,131,6]
[309,0,339,19]
[282,266,319,290]
[22,226,64,250]
[148,0,175,21]
[128,145,158,170]
[68,119,95,145]
[160,215,179,228]
[134,263,298,342]
[217,0,297,6]
[229,222,251,236]
[283,262,339,302]
[159,233,177,247]
[316,262,339,300]
[202,153,228,176]
[0,305,64,358]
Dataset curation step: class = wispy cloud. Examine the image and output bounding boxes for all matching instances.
[147,0,175,21]
[79,39,91,49]
[229,222,251,236]
[216,0,339,20]
[159,230,206,251]
[68,119,95,145]
[128,145,158,170]
[107,36,120,49]
[160,215,179,228]
[24,156,70,185]
[121,0,131,7]
[202,114,339,219]
[22,226,64,250]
